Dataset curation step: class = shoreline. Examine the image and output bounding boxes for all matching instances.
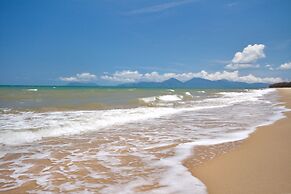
[186,88,291,194]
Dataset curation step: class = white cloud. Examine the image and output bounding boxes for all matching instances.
[265,64,274,71]
[277,62,291,70]
[126,0,194,15]
[101,71,142,83]
[60,73,97,82]
[226,44,265,69]
[225,63,260,70]
[101,70,283,84]
[232,44,265,63]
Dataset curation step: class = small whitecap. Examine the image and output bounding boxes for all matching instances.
[26,88,38,92]
[185,92,193,96]
[157,95,182,102]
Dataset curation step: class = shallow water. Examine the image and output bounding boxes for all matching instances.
[0,87,286,193]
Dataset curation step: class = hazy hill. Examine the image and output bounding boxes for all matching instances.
[119,78,268,89]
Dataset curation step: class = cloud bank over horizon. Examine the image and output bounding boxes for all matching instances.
[100,70,283,84]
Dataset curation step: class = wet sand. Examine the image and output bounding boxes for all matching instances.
[187,88,291,194]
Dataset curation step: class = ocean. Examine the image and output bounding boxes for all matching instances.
[0,86,286,193]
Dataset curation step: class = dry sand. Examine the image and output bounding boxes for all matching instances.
[187,88,291,194]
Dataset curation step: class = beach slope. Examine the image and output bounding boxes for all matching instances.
[190,89,291,194]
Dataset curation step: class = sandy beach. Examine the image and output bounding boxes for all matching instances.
[188,88,291,194]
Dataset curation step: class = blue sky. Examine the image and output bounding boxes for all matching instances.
[0,0,290,85]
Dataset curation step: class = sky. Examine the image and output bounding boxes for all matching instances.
[0,0,290,85]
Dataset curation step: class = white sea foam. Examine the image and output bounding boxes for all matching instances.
[0,107,185,145]
[26,88,38,91]
[185,92,193,98]
[0,105,225,145]
[139,96,157,104]
[157,95,182,102]
[0,108,11,113]
[185,92,192,96]
[139,94,183,104]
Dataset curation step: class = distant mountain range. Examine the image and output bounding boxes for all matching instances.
[64,77,269,88]
[119,78,268,89]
